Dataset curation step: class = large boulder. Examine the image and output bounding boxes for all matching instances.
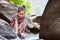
[0,13,11,23]
[0,0,18,23]
[39,0,60,40]
[0,19,17,39]
[0,36,7,40]
[33,16,41,25]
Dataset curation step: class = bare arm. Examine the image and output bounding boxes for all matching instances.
[14,16,18,34]
[10,15,18,34]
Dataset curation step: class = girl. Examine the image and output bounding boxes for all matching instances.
[10,6,25,39]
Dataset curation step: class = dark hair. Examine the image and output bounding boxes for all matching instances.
[18,6,25,13]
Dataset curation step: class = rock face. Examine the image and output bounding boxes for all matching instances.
[25,16,41,34]
[0,19,17,39]
[33,16,41,25]
[0,13,11,23]
[39,0,60,40]
[0,36,7,40]
[0,0,18,23]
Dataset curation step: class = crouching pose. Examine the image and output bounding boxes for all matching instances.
[10,6,25,39]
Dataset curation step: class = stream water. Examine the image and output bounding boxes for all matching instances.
[11,33,39,40]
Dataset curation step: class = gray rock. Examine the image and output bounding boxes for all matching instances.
[0,0,18,23]
[0,12,11,23]
[33,16,41,25]
[0,19,17,39]
[24,16,40,34]
[39,0,60,40]
[0,36,7,40]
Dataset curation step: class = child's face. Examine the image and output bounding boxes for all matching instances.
[18,10,25,18]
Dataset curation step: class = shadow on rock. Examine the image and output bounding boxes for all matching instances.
[0,19,17,39]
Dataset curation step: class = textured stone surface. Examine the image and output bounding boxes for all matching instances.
[39,0,60,40]
[0,19,17,39]
[33,16,41,25]
[0,36,7,40]
[0,0,18,23]
[24,16,41,34]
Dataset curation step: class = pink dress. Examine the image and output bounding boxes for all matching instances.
[10,14,25,34]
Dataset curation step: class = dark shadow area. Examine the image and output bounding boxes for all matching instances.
[0,13,11,23]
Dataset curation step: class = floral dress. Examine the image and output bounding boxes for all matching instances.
[10,14,25,34]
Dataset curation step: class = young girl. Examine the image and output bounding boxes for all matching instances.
[10,6,25,39]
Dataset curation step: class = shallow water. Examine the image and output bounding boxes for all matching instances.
[11,33,39,40]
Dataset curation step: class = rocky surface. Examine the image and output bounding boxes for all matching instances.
[24,16,41,34]
[39,0,60,40]
[33,16,41,24]
[0,0,18,23]
[0,36,7,40]
[0,0,41,40]
[0,0,41,34]
[0,19,17,39]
